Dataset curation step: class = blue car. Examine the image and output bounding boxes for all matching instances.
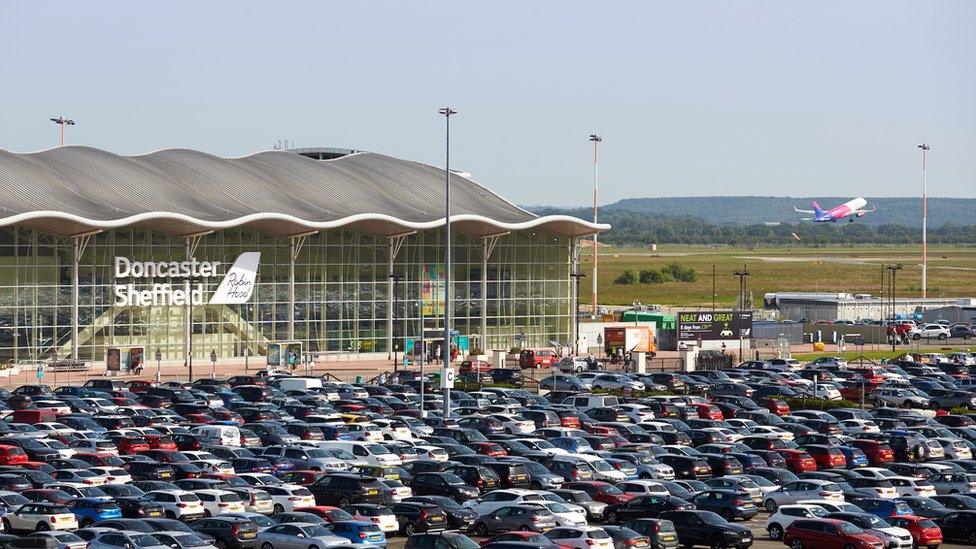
[854,498,914,519]
[549,437,595,454]
[320,424,354,441]
[837,445,869,468]
[68,497,122,526]
[326,521,387,547]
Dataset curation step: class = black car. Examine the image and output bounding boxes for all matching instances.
[938,510,976,543]
[481,462,531,489]
[309,473,391,506]
[932,494,976,511]
[126,461,176,481]
[659,510,753,549]
[657,455,712,480]
[445,464,501,493]
[189,516,259,549]
[390,502,450,535]
[404,495,477,532]
[404,531,481,549]
[91,518,156,533]
[604,495,695,523]
[410,472,479,503]
[897,496,953,520]
[115,497,166,519]
[622,519,680,549]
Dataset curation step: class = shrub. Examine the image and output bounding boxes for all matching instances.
[663,262,699,282]
[614,269,639,285]
[639,269,671,284]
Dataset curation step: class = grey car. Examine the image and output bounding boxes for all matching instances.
[255,522,350,549]
[520,460,565,490]
[550,489,608,522]
[539,375,591,392]
[473,504,559,536]
[26,532,88,549]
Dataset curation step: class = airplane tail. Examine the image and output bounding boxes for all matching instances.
[812,201,824,217]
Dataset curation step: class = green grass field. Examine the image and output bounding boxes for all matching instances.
[584,245,976,307]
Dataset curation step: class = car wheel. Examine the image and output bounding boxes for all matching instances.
[262,544,273,549]
[405,522,417,536]
[790,540,803,549]
[720,509,734,522]
[575,366,583,373]
[338,497,350,507]
[36,522,50,532]
[765,499,778,512]
[951,490,959,494]
[204,510,212,517]
[273,504,284,514]
[308,545,319,549]
[844,544,855,549]
[475,523,489,537]
[81,519,93,528]
[165,511,177,519]
[939,334,948,340]
[709,535,727,549]
[606,511,618,524]
[912,334,921,340]
[215,540,226,549]
[969,531,976,545]
[768,524,783,540]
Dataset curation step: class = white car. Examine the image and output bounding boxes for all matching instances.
[194,489,246,516]
[531,501,587,526]
[238,473,285,488]
[463,489,547,515]
[371,419,413,440]
[261,485,315,513]
[491,414,536,435]
[888,476,937,498]
[750,426,794,441]
[413,445,450,462]
[544,526,615,549]
[346,506,399,534]
[796,499,865,514]
[616,480,669,497]
[345,424,384,443]
[51,468,107,486]
[923,439,946,460]
[2,502,78,532]
[557,356,591,374]
[192,460,236,476]
[851,516,914,549]
[933,438,973,460]
[765,504,830,540]
[141,490,206,520]
[67,439,119,455]
[839,419,881,434]
[914,324,951,340]
[763,480,844,512]
[616,404,656,423]
[513,438,569,456]
[590,374,645,392]
[88,467,132,484]
[803,384,843,401]
[870,388,930,408]
[852,467,898,479]
[32,423,77,435]
[380,479,412,502]
[229,488,274,515]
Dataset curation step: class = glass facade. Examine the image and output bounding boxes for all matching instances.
[0,226,573,364]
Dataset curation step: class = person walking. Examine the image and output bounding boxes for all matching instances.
[435,345,442,365]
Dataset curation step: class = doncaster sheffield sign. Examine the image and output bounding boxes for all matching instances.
[113,252,261,307]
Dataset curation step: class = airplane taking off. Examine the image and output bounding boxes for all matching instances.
[794,197,876,222]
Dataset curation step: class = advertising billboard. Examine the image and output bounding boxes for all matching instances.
[677,311,753,341]
[421,264,445,316]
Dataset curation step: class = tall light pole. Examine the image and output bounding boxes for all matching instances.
[50,117,75,146]
[733,265,751,361]
[389,273,403,372]
[438,107,457,419]
[918,143,930,299]
[569,272,586,354]
[589,134,602,317]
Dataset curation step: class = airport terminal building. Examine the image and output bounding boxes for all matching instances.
[0,146,606,366]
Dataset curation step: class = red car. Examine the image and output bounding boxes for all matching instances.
[116,436,151,455]
[690,403,724,421]
[294,506,356,523]
[561,481,635,505]
[773,449,817,473]
[0,444,28,465]
[557,412,581,429]
[144,435,178,451]
[757,397,790,416]
[887,515,943,549]
[459,360,492,374]
[582,425,619,437]
[126,380,157,393]
[802,445,847,470]
[785,519,884,549]
[851,439,895,466]
[280,470,325,486]
[469,442,507,457]
[73,452,125,467]
[184,413,217,425]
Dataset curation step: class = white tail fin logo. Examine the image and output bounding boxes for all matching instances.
[209,252,260,304]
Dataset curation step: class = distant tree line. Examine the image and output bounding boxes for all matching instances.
[535,207,976,246]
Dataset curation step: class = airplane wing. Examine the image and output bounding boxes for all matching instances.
[852,205,878,215]
[799,217,814,221]
[793,205,815,214]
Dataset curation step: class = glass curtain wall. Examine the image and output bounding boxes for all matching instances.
[0,226,572,363]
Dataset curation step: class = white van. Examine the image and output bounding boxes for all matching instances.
[318,441,402,466]
[551,454,627,482]
[275,377,323,392]
[561,395,620,411]
[191,425,241,447]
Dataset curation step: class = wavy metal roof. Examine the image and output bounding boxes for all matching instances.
[0,146,608,238]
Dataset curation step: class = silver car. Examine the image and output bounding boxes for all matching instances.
[150,531,218,549]
[255,522,350,549]
[88,532,170,549]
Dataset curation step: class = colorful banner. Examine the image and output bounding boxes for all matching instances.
[421,264,445,316]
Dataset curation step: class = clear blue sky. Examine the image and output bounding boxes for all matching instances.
[1,1,973,205]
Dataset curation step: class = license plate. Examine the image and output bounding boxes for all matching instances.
[661,536,675,542]
[369,536,383,542]
[240,533,256,539]
[368,489,379,495]
[148,510,162,517]
[160,472,172,478]
[430,516,443,522]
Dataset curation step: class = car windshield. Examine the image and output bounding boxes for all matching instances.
[591,460,613,472]
[700,512,728,526]
[79,487,107,497]
[51,534,84,543]
[808,507,829,517]
[303,525,333,537]
[248,515,277,528]
[838,523,863,535]
[366,444,392,454]
[447,534,481,549]
[600,485,623,495]
[442,473,465,485]
[132,535,164,547]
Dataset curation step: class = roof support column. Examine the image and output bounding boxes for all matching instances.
[386,232,414,359]
[288,232,317,342]
[480,233,507,353]
[183,231,210,379]
[70,231,100,361]
[570,238,582,354]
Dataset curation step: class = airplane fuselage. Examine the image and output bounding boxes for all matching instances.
[814,197,868,222]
